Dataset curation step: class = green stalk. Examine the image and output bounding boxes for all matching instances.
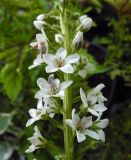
[60,7,74,160]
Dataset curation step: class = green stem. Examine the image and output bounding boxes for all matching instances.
[60,7,74,160]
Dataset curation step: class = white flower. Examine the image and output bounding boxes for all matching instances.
[26,99,46,127]
[79,15,92,31]
[30,33,48,54]
[72,31,83,47]
[65,109,99,143]
[35,74,73,99]
[95,118,109,142]
[55,34,63,43]
[44,48,80,73]
[80,87,107,117]
[28,54,45,70]
[26,126,43,153]
[87,84,107,105]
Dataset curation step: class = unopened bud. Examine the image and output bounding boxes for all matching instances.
[79,15,92,31]
[55,34,63,43]
[72,31,83,48]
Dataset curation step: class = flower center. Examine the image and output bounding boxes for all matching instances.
[55,58,64,68]
[50,87,59,95]
[36,109,42,117]
[76,122,84,132]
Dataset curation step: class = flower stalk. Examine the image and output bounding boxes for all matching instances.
[60,7,74,160]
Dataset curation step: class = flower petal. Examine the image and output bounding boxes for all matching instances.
[91,83,105,94]
[92,104,107,112]
[30,42,38,48]
[88,108,99,117]
[26,118,37,127]
[60,64,74,73]
[60,81,73,90]
[56,48,67,59]
[33,21,45,30]
[84,129,99,140]
[44,54,56,66]
[65,119,75,130]
[36,14,45,21]
[97,129,105,142]
[81,116,92,128]
[96,119,109,129]
[65,54,80,64]
[36,33,46,42]
[37,78,50,90]
[46,66,59,73]
[76,131,86,143]
[80,88,88,107]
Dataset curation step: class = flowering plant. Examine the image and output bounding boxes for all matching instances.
[26,1,109,159]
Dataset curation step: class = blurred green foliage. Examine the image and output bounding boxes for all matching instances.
[0,0,131,159]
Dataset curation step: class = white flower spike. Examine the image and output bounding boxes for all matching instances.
[80,87,107,117]
[26,126,43,153]
[44,48,80,73]
[65,109,99,143]
[35,74,73,99]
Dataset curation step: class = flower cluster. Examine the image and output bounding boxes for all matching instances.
[66,84,109,143]
[26,6,109,158]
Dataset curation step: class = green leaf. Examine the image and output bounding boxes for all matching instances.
[0,113,12,135]
[0,64,23,100]
[0,142,13,160]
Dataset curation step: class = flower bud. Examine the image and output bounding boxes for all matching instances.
[72,31,83,48]
[55,34,63,43]
[36,14,45,21]
[79,15,92,31]
[33,20,45,30]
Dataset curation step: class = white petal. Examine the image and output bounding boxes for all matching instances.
[29,109,37,117]
[33,21,45,30]
[49,78,60,88]
[25,145,37,153]
[46,66,59,73]
[87,94,97,105]
[80,88,88,107]
[92,104,107,112]
[44,54,56,66]
[37,78,50,90]
[81,116,92,128]
[88,108,99,117]
[37,99,44,109]
[91,83,105,94]
[36,14,45,21]
[56,48,67,59]
[34,126,42,137]
[36,33,46,42]
[98,94,107,102]
[97,129,105,142]
[84,129,99,140]
[26,118,36,127]
[65,119,75,130]
[60,64,74,73]
[65,54,80,64]
[96,119,109,129]
[60,81,73,90]
[30,42,38,48]
[76,131,86,143]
